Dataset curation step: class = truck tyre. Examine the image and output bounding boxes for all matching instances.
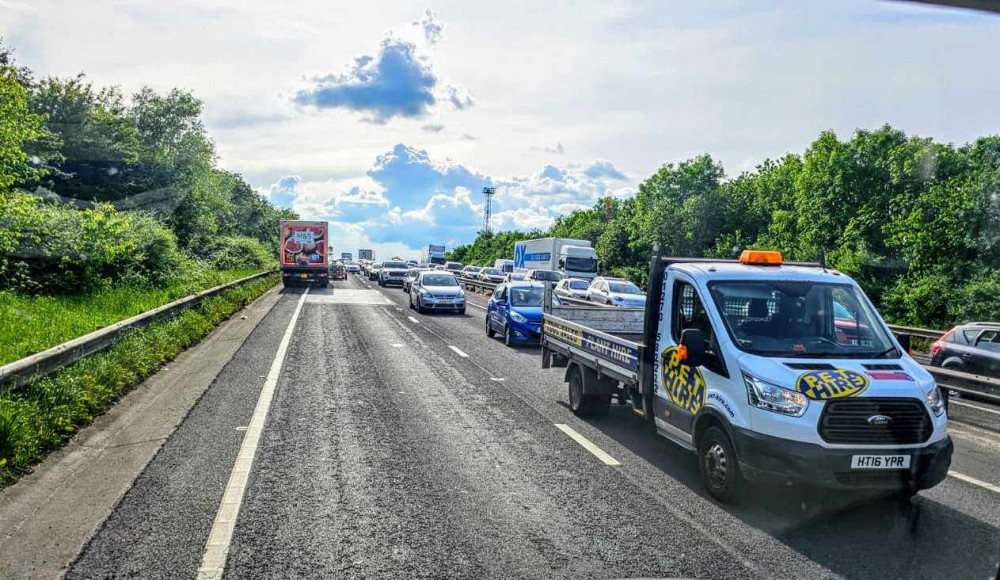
[486,317,496,338]
[698,426,744,504]
[567,367,610,417]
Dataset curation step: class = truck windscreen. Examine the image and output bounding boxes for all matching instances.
[708,281,896,358]
[565,257,597,272]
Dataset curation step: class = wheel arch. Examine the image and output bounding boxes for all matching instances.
[692,407,737,452]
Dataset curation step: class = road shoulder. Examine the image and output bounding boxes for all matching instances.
[0,285,282,579]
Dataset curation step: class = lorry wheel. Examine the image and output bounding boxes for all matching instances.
[698,426,744,504]
[486,317,496,338]
[568,367,589,416]
[568,367,609,417]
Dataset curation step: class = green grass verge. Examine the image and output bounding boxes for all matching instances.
[0,268,261,366]
[0,273,279,488]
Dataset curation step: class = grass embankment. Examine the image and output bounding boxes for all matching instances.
[0,272,278,488]
[0,268,260,366]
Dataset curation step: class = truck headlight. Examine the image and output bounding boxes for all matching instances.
[510,311,528,323]
[926,386,945,416]
[743,372,809,417]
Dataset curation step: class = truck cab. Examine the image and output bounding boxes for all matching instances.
[542,251,952,503]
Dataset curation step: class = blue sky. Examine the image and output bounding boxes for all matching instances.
[4,0,1000,259]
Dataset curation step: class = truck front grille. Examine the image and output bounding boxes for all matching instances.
[818,398,931,445]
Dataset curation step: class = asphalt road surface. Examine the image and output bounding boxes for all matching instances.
[62,274,1000,579]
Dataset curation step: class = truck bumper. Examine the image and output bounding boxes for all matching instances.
[733,428,953,491]
[282,269,329,286]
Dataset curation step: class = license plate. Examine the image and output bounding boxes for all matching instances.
[851,455,910,469]
[300,274,308,279]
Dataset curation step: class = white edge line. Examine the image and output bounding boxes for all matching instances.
[449,345,470,358]
[196,287,309,579]
[467,302,487,310]
[555,423,621,466]
[950,399,1000,416]
[407,316,419,324]
[948,471,1000,494]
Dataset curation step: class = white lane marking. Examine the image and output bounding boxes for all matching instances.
[950,399,1000,416]
[948,427,1000,449]
[555,424,621,466]
[390,343,405,348]
[197,287,309,579]
[449,346,470,358]
[467,302,487,311]
[407,316,419,324]
[490,377,506,382]
[948,471,1000,494]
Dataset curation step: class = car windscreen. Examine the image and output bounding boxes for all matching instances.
[421,274,458,286]
[445,262,463,270]
[465,267,482,273]
[609,282,642,295]
[568,280,589,290]
[500,263,513,272]
[709,281,895,358]
[482,268,501,275]
[384,262,408,269]
[564,257,597,273]
[532,270,563,281]
[510,287,544,306]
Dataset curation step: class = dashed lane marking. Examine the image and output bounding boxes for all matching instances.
[407,316,419,324]
[555,423,621,466]
[449,346,470,358]
[197,287,310,579]
[948,471,1000,494]
[390,343,405,348]
[467,302,487,311]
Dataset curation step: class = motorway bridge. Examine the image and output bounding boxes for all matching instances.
[1,274,998,579]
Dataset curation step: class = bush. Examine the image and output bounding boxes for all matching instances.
[198,235,275,271]
[0,192,184,294]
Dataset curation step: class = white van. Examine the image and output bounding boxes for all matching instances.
[542,251,952,502]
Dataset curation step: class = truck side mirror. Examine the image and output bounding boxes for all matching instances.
[895,332,911,354]
[680,328,706,368]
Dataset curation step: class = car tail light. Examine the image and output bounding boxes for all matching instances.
[931,329,954,357]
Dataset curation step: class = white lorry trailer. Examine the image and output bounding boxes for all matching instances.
[421,244,447,267]
[514,237,598,280]
[541,250,952,503]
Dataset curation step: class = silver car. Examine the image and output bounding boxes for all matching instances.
[409,272,466,314]
[555,278,590,300]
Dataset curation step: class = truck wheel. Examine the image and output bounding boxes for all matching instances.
[486,317,496,338]
[698,426,744,504]
[568,367,610,417]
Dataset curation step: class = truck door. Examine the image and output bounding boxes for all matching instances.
[653,274,726,440]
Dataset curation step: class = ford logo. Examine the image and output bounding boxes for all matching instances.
[867,414,893,427]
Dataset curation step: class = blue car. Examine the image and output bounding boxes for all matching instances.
[486,282,545,345]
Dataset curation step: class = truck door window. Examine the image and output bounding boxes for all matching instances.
[672,282,715,346]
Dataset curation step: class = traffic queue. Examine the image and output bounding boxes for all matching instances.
[326,243,955,505]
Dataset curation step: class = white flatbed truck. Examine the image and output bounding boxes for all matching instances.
[542,251,952,502]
